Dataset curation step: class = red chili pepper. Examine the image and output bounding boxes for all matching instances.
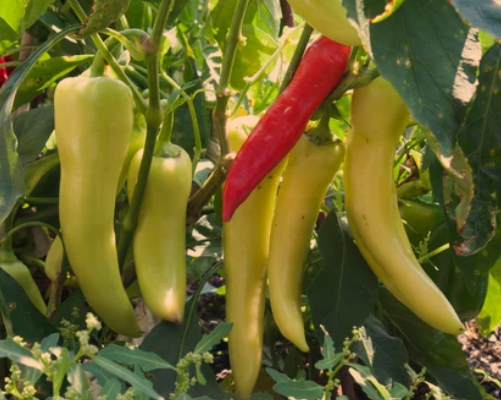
[0,56,15,87]
[222,36,350,222]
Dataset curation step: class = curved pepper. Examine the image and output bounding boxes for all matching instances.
[268,119,345,352]
[223,115,285,400]
[127,142,192,323]
[344,77,463,335]
[222,36,350,222]
[55,76,141,337]
[286,0,360,46]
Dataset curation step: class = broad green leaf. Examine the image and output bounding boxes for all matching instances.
[20,0,55,31]
[308,212,378,347]
[24,152,60,197]
[379,289,491,400]
[245,0,280,39]
[41,333,60,350]
[210,0,238,47]
[78,0,130,38]
[273,379,324,400]
[99,378,122,399]
[0,18,18,40]
[13,105,54,163]
[349,364,390,400]
[140,299,229,399]
[0,25,80,226]
[93,355,164,400]
[0,338,41,369]
[343,0,480,159]
[250,394,274,400]
[194,322,232,354]
[99,344,174,371]
[230,25,276,90]
[354,315,409,387]
[451,1,501,40]
[452,43,501,255]
[15,55,94,108]
[0,0,24,34]
[477,259,501,336]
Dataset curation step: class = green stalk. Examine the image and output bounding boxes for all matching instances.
[0,45,39,58]
[66,0,147,113]
[23,197,59,205]
[116,0,174,268]
[278,23,313,93]
[0,61,20,69]
[213,0,251,156]
[154,111,174,153]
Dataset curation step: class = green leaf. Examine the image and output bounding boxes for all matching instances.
[451,1,501,40]
[15,55,93,108]
[20,0,56,31]
[93,355,164,400]
[379,289,489,400]
[477,259,501,336]
[0,0,25,34]
[343,0,480,159]
[354,315,409,388]
[265,367,290,384]
[452,43,501,255]
[99,377,122,400]
[67,363,86,395]
[99,344,175,371]
[13,105,54,164]
[0,17,18,40]
[78,0,130,38]
[230,25,276,90]
[194,322,232,354]
[23,152,60,197]
[0,267,56,342]
[308,212,379,347]
[314,327,342,371]
[389,382,410,400]
[273,379,324,400]
[245,0,280,40]
[349,364,390,400]
[0,25,80,226]
[82,361,117,387]
[41,333,59,350]
[0,338,41,369]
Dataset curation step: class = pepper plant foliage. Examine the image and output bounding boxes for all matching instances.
[0,0,500,399]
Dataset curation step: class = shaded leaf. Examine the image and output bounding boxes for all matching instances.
[82,361,117,387]
[349,364,390,400]
[343,0,480,159]
[354,315,409,387]
[23,152,60,197]
[451,1,501,40]
[78,0,130,38]
[265,367,289,384]
[314,328,342,371]
[20,0,55,31]
[99,377,122,400]
[0,338,41,369]
[308,212,378,347]
[379,289,490,400]
[13,105,54,163]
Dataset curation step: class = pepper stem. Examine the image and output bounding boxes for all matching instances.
[305,109,335,146]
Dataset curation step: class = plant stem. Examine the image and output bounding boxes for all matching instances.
[278,23,313,93]
[7,222,60,239]
[155,111,174,151]
[0,45,39,58]
[116,0,174,268]
[66,0,147,113]
[23,197,59,205]
[47,253,70,319]
[213,0,251,156]
[0,61,20,68]
[186,154,234,226]
[14,206,59,225]
[418,243,450,263]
